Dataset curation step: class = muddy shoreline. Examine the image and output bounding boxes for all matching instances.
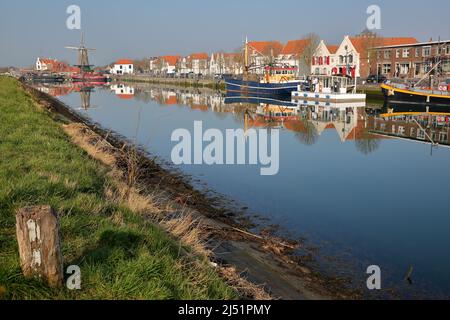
[22,81,361,300]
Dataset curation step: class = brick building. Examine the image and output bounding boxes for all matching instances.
[373,39,450,79]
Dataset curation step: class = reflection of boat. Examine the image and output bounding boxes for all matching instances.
[22,73,65,83]
[380,101,450,117]
[72,73,109,84]
[381,83,450,106]
[369,102,450,147]
[224,91,296,107]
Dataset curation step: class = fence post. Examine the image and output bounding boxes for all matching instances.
[16,206,64,288]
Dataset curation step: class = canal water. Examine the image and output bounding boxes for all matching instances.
[45,82,450,299]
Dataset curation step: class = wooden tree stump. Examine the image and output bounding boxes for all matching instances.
[16,206,64,288]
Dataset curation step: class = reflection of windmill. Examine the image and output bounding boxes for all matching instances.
[79,87,93,110]
[66,33,96,72]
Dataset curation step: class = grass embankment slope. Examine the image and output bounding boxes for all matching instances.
[0,76,235,300]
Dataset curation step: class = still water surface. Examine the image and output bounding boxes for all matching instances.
[48,83,450,298]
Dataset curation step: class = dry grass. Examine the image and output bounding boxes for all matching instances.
[61,122,272,300]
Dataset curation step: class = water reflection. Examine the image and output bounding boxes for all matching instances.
[35,82,450,151]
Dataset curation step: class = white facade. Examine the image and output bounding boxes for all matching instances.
[311,41,337,76]
[111,61,134,75]
[334,36,361,78]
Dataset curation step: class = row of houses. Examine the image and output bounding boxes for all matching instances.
[38,32,450,81]
[143,34,448,80]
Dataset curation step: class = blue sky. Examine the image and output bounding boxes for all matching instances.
[1,0,450,67]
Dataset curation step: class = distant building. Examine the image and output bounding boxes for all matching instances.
[373,39,450,79]
[110,59,134,75]
[247,41,283,74]
[209,52,242,75]
[161,56,181,75]
[35,57,79,74]
[278,39,312,76]
[178,53,209,75]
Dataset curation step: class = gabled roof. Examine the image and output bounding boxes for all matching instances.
[281,39,311,56]
[248,41,283,56]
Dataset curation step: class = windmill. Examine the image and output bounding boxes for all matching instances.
[65,33,96,72]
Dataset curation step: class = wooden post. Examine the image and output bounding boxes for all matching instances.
[16,206,64,288]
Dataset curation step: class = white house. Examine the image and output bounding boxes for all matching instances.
[333,36,362,78]
[278,39,311,76]
[110,59,134,75]
[311,40,339,76]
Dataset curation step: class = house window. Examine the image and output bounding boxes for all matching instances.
[423,46,431,57]
[446,45,450,55]
[339,55,344,64]
[415,48,420,57]
[348,55,354,64]
[120,65,123,69]
[399,63,410,74]
[382,64,391,74]
[402,49,410,58]
[396,49,400,58]
[384,50,391,59]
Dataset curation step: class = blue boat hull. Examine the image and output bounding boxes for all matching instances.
[224,78,300,97]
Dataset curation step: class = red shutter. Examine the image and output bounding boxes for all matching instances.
[312,57,315,65]
[327,57,330,65]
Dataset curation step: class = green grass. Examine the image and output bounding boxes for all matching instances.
[0,76,235,300]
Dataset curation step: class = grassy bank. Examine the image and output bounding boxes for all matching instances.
[0,76,236,300]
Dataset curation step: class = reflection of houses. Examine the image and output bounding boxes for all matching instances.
[111,84,135,99]
[299,106,367,142]
[369,114,450,145]
[36,84,75,97]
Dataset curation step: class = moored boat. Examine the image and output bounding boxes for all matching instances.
[224,38,306,97]
[292,75,366,105]
[381,83,450,106]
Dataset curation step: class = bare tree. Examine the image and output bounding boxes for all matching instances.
[300,33,321,72]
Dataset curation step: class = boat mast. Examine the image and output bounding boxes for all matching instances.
[244,36,249,76]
